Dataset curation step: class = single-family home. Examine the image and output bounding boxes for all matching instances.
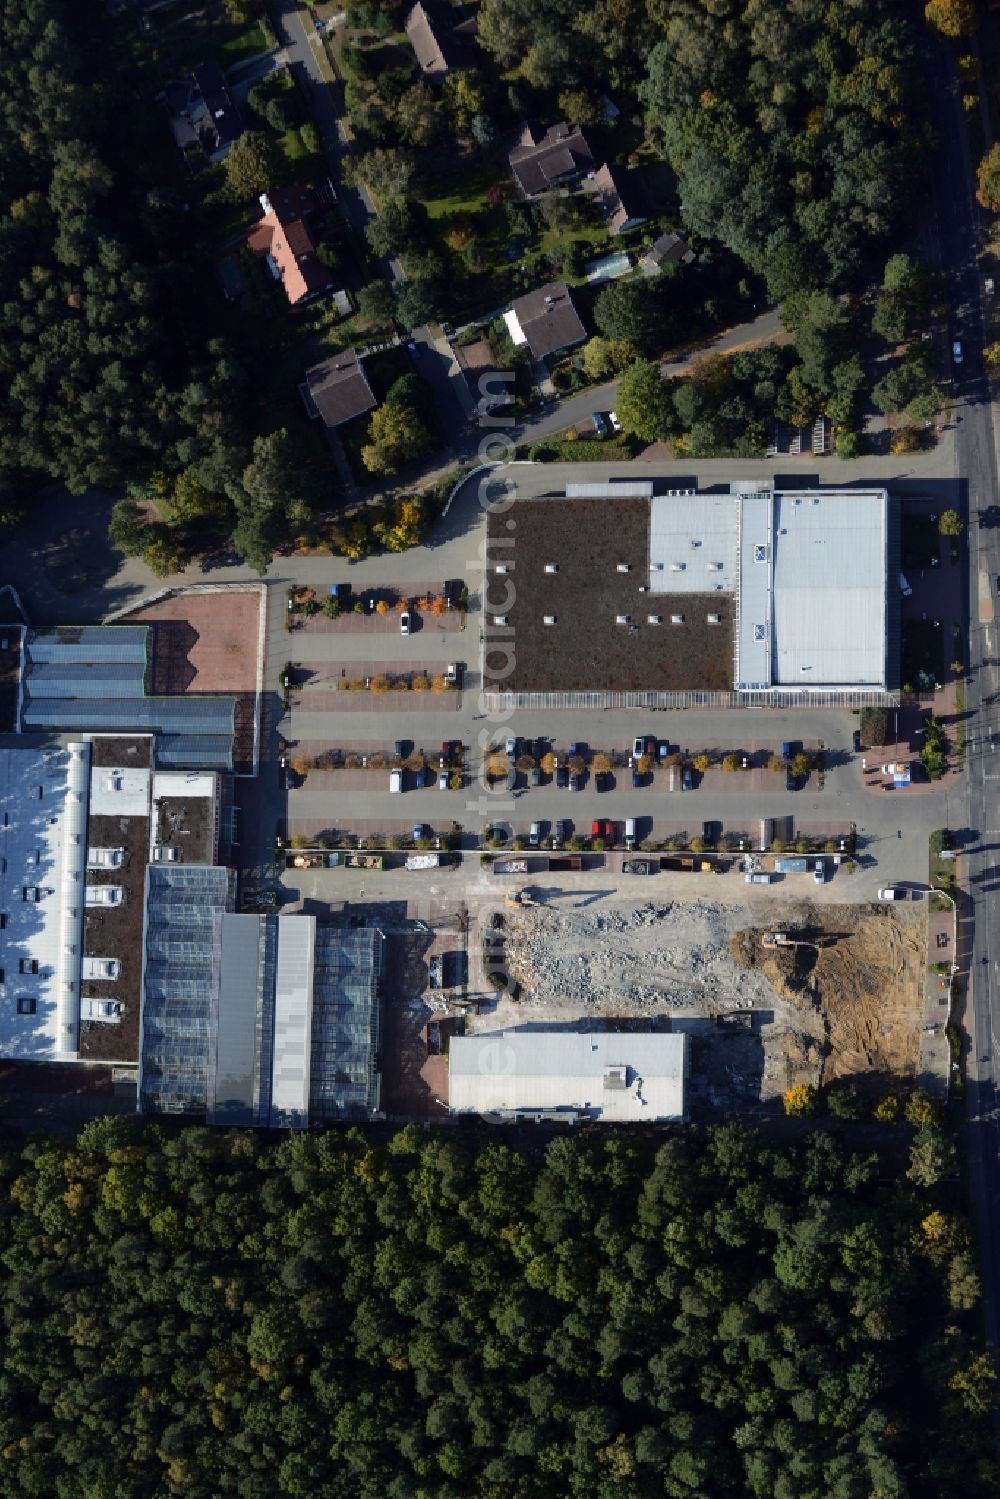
[404,1,478,81]
[503,281,587,362]
[302,350,377,430]
[509,122,595,198]
[592,162,649,235]
[454,336,514,415]
[641,232,695,274]
[163,63,242,163]
[247,187,333,307]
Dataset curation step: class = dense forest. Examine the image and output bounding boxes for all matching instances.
[0,1119,994,1499]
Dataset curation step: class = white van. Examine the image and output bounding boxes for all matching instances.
[878,886,904,901]
[390,769,402,793]
[624,817,636,850]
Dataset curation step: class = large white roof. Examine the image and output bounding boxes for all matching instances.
[770,490,887,685]
[0,742,90,1061]
[649,490,737,594]
[449,1030,686,1121]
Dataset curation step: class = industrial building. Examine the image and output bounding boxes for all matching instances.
[448,1031,688,1122]
[483,479,897,705]
[0,610,385,1130]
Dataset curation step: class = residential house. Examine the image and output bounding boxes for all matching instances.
[302,349,377,430]
[247,187,333,308]
[163,63,242,163]
[405,0,478,81]
[453,336,513,416]
[503,281,587,362]
[592,162,648,235]
[509,122,595,198]
[641,232,695,275]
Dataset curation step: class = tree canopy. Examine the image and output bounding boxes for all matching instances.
[0,1119,992,1499]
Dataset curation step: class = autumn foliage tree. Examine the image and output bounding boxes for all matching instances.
[925,0,975,38]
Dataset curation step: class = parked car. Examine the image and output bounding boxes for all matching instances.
[781,741,795,759]
[681,765,694,791]
[570,772,582,791]
[556,765,569,789]
[529,821,542,848]
[852,729,862,753]
[746,872,775,884]
[786,766,798,792]
[953,339,963,365]
[390,769,402,793]
[658,740,671,761]
[591,818,613,842]
[879,886,905,900]
[400,611,411,635]
[529,764,540,786]
[813,861,825,884]
[608,410,621,432]
[438,770,449,790]
[624,817,637,850]
[505,733,516,756]
[394,740,406,759]
[413,824,430,843]
[644,736,657,758]
[591,411,609,437]
[632,736,644,758]
[631,768,642,789]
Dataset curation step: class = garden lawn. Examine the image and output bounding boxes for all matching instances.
[218,19,272,67]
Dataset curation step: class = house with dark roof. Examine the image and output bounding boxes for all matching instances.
[453,336,514,415]
[163,63,242,162]
[509,122,595,198]
[405,0,478,80]
[503,281,586,362]
[592,163,649,235]
[641,232,695,274]
[302,350,377,430]
[247,187,333,307]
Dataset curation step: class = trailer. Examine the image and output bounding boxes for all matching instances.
[406,853,441,870]
[773,857,809,874]
[493,858,530,875]
[346,853,385,870]
[623,859,657,875]
[546,854,583,872]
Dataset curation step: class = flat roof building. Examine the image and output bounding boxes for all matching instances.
[484,479,895,703]
[449,1031,688,1121]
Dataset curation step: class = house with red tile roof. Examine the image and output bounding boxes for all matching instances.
[247,187,333,308]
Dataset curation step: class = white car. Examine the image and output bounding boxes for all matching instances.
[878,886,904,901]
[390,769,402,793]
[400,611,411,635]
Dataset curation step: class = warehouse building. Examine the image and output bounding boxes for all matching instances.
[448,1030,688,1122]
[483,478,896,705]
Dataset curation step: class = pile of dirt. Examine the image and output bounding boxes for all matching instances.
[728,905,925,1085]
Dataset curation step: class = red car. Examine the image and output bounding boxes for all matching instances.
[591,818,614,841]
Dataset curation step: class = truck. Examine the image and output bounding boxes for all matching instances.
[547,854,583,872]
[406,853,441,869]
[623,859,657,875]
[347,853,384,870]
[773,857,809,873]
[493,858,530,875]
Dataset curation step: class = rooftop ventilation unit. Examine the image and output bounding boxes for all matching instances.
[544,563,558,573]
[616,563,630,573]
[753,545,767,563]
[690,538,702,548]
[647,614,662,624]
[670,563,685,572]
[753,624,766,642]
[670,614,685,625]
[543,615,557,625]
[615,614,630,625]
[652,561,664,570]
[638,585,648,593]
[707,613,721,624]
[707,562,722,571]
